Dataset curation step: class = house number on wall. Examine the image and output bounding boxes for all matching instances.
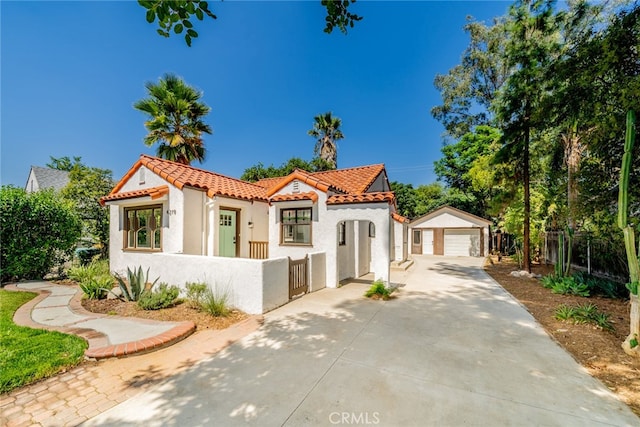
[166,209,177,216]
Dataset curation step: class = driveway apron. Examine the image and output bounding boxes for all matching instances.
[84,256,639,426]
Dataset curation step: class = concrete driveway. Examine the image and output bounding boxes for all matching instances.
[84,256,638,426]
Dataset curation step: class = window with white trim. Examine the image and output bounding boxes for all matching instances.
[124,205,162,251]
[281,207,312,244]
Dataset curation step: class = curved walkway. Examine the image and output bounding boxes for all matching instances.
[5,281,195,359]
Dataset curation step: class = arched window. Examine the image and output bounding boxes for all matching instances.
[369,222,376,238]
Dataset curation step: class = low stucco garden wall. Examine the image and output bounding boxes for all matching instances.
[110,252,327,314]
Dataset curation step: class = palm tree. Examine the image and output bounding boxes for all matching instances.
[308,112,344,169]
[134,74,212,165]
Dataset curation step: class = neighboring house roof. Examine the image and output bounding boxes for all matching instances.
[107,155,269,202]
[100,185,169,205]
[409,205,492,226]
[26,166,70,192]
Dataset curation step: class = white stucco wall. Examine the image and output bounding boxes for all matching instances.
[268,180,392,288]
[308,252,326,292]
[108,252,289,314]
[356,221,370,277]
[183,188,206,255]
[392,220,407,262]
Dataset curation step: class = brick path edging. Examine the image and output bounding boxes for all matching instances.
[4,283,196,359]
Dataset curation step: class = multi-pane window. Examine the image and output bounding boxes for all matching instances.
[281,208,312,244]
[125,206,162,250]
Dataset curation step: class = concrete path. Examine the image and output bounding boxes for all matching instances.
[84,256,639,426]
[6,281,195,358]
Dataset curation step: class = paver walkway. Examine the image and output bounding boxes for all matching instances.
[5,282,195,358]
[1,303,262,426]
[83,256,639,426]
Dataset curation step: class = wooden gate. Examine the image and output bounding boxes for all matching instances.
[289,255,308,299]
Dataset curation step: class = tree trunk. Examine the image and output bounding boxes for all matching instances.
[523,121,531,273]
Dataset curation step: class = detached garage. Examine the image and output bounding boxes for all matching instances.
[409,206,491,257]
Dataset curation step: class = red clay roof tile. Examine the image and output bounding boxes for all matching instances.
[312,164,385,194]
[100,185,169,206]
[265,170,331,197]
[326,192,395,205]
[270,191,319,203]
[391,212,408,223]
[108,155,268,202]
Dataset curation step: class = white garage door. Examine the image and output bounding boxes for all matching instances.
[444,229,481,256]
[422,229,433,255]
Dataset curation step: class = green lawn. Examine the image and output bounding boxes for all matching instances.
[0,289,87,393]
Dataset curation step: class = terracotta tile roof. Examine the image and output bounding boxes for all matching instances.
[392,212,408,223]
[326,192,395,205]
[253,177,284,189]
[311,164,385,194]
[266,170,331,197]
[109,155,268,202]
[100,185,169,206]
[270,191,319,203]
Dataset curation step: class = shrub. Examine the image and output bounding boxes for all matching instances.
[115,266,159,301]
[200,286,230,317]
[554,303,614,331]
[0,186,81,282]
[541,275,590,297]
[572,271,626,298]
[138,283,180,310]
[365,279,394,300]
[185,282,208,309]
[68,260,110,283]
[79,276,113,300]
[554,304,576,320]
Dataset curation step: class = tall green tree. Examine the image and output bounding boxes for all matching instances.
[139,0,362,46]
[134,73,212,165]
[434,125,502,218]
[308,112,344,169]
[241,157,333,182]
[48,156,114,254]
[493,0,559,272]
[431,17,510,138]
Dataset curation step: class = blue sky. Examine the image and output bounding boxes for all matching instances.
[2,1,511,188]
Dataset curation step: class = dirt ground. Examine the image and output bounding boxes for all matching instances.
[81,298,248,331]
[484,255,640,416]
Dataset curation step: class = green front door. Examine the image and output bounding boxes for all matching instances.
[219,209,237,257]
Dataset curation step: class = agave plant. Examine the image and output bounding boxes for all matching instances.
[114,266,159,302]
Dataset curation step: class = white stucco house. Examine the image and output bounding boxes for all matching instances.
[100,155,408,314]
[408,206,491,257]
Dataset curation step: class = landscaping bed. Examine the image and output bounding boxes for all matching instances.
[484,255,640,416]
[80,298,248,331]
